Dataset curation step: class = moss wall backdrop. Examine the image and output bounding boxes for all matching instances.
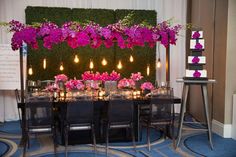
[25,6,156,82]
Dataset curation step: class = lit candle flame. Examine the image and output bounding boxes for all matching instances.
[117,60,122,69]
[129,55,134,62]
[89,59,94,69]
[101,58,107,66]
[43,58,46,69]
[74,55,79,63]
[147,64,150,76]
[28,66,33,75]
[59,63,64,71]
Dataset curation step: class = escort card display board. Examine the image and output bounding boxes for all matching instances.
[185,31,207,80]
[0,45,27,90]
[25,7,156,82]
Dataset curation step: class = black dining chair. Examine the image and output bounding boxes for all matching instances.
[15,89,22,127]
[140,88,175,151]
[23,96,57,157]
[64,97,96,157]
[104,95,136,156]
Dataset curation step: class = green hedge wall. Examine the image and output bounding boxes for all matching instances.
[25,6,156,82]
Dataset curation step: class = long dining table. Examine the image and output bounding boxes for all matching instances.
[53,95,181,145]
[18,94,181,145]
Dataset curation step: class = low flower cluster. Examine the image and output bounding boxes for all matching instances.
[118,78,135,89]
[52,72,155,91]
[45,84,59,92]
[54,74,68,83]
[6,20,182,51]
[85,81,100,90]
[65,79,85,91]
[130,72,143,81]
[82,71,120,81]
[140,82,154,90]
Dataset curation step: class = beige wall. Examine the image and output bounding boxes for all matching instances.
[188,0,215,122]
[212,0,228,123]
[189,0,236,125]
[224,0,236,124]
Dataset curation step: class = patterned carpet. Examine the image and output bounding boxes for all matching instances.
[1,118,236,157]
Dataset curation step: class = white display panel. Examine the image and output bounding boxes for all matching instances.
[185,69,207,78]
[0,44,26,90]
[188,56,206,64]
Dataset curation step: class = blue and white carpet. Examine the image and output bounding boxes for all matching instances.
[1,118,236,157]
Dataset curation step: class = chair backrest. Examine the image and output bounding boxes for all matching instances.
[66,98,94,125]
[25,96,53,128]
[15,89,20,103]
[149,88,174,119]
[108,97,134,124]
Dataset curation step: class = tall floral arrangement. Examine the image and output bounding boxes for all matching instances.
[2,19,182,51]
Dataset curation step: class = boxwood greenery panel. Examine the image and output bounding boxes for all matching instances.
[25,7,156,82]
[25,6,72,25]
[115,9,157,82]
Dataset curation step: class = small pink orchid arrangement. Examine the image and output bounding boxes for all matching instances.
[45,84,59,92]
[100,72,109,81]
[118,78,135,89]
[82,71,95,81]
[141,82,154,91]
[54,74,68,83]
[93,72,102,81]
[82,71,121,82]
[130,72,143,81]
[86,81,100,90]
[108,70,121,81]
[65,79,85,91]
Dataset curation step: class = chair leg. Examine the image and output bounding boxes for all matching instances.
[52,127,57,156]
[131,124,136,152]
[23,136,27,157]
[100,120,103,139]
[65,126,69,157]
[91,124,97,153]
[147,125,151,151]
[106,124,109,156]
[172,122,176,148]
[27,133,30,149]
[139,123,143,141]
[171,105,176,148]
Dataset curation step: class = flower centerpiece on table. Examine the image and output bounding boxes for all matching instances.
[54,74,68,90]
[130,72,143,89]
[100,72,109,82]
[82,71,101,90]
[85,81,100,90]
[141,82,154,91]
[44,83,60,93]
[81,71,95,81]
[118,78,135,89]
[141,82,154,96]
[108,70,121,81]
[54,74,68,83]
[65,79,85,91]
[130,72,143,81]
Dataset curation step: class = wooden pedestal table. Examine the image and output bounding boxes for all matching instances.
[176,78,216,149]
